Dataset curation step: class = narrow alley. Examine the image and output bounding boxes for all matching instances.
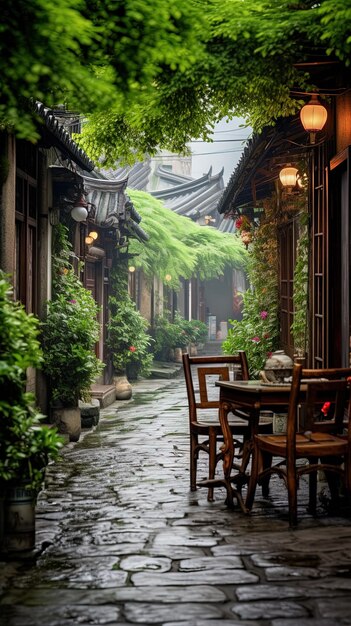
[1,372,351,626]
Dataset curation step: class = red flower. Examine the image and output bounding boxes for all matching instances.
[321,401,331,416]
[260,310,268,319]
[251,336,260,343]
[235,217,244,230]
[129,346,136,352]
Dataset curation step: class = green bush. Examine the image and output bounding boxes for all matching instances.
[152,312,208,361]
[222,199,279,378]
[222,290,278,378]
[41,225,103,406]
[152,313,183,360]
[0,272,63,492]
[107,295,153,379]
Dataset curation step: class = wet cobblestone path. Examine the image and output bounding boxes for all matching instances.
[1,374,351,625]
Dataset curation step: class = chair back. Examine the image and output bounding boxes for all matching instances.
[182,352,249,422]
[287,363,351,454]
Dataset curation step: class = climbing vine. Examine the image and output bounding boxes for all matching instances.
[222,197,280,377]
[291,211,310,358]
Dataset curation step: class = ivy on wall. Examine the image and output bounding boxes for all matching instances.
[291,211,309,358]
[222,198,280,377]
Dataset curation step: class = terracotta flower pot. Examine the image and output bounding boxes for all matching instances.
[114,375,133,400]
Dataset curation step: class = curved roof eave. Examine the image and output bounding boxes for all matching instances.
[33,101,95,172]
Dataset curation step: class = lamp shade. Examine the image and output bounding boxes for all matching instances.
[71,195,88,222]
[300,95,327,143]
[279,166,298,188]
[71,204,88,222]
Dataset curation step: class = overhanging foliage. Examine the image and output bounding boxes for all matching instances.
[127,190,247,287]
[2,1,351,161]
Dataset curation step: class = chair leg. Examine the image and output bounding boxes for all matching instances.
[308,469,317,515]
[287,470,298,527]
[345,455,351,495]
[245,444,260,510]
[261,451,272,497]
[324,458,342,504]
[190,433,198,491]
[208,428,217,502]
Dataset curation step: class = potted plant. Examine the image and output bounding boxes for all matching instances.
[180,318,208,355]
[40,225,103,440]
[107,295,154,388]
[152,313,184,362]
[106,262,153,398]
[0,272,63,551]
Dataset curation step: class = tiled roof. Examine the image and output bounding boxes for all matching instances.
[102,161,151,190]
[151,166,225,224]
[33,101,94,172]
[216,116,307,215]
[81,170,149,242]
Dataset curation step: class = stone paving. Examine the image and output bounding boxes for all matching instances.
[1,373,351,625]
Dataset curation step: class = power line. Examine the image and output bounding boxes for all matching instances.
[152,148,245,158]
[190,138,249,143]
[211,128,251,134]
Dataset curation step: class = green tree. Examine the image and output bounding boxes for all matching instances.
[0,0,205,141]
[78,0,351,164]
[3,1,350,160]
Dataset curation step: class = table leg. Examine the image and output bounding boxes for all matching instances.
[219,401,247,512]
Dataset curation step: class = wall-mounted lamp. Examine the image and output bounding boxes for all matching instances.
[88,231,98,241]
[71,195,89,222]
[85,235,94,245]
[204,215,215,225]
[279,166,299,189]
[128,265,136,273]
[300,94,327,144]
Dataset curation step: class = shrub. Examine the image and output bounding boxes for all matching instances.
[40,225,103,406]
[107,295,153,379]
[0,272,62,492]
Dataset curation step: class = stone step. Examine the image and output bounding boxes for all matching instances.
[90,384,116,408]
[150,361,183,379]
[198,340,224,356]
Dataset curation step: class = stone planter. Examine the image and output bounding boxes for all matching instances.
[51,406,81,442]
[3,483,36,552]
[114,375,133,400]
[79,399,100,428]
[126,363,139,381]
[273,412,288,433]
[174,347,183,363]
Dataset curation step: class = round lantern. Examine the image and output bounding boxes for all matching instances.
[279,166,298,188]
[300,94,327,144]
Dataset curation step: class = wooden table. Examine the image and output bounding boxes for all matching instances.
[213,380,295,511]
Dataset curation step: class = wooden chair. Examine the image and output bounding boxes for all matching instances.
[246,363,351,526]
[182,352,271,503]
